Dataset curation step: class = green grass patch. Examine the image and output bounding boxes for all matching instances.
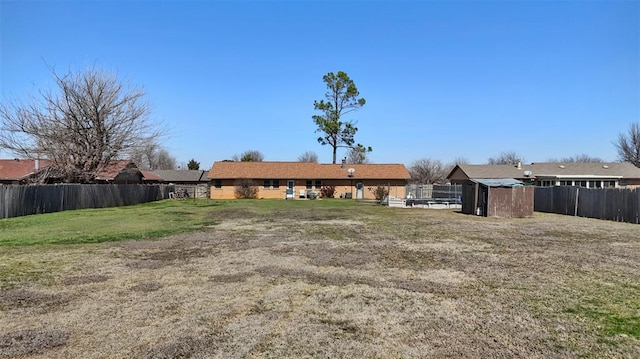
[564,281,640,339]
[0,250,63,289]
[0,200,224,246]
[0,199,369,246]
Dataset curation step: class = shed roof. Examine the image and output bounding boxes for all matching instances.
[472,178,524,187]
[152,170,209,182]
[208,161,411,180]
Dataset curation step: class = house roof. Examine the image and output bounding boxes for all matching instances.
[448,162,640,180]
[95,160,140,180]
[208,161,411,180]
[141,171,162,181]
[0,159,52,181]
[152,170,209,182]
[472,178,524,187]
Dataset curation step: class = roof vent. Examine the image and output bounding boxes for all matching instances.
[603,165,609,169]
[559,165,565,169]
[523,170,532,177]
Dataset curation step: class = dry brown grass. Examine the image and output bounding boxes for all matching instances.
[1,205,639,358]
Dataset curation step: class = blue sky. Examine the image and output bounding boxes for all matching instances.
[1,1,638,168]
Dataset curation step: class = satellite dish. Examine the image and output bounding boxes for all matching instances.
[523,170,532,177]
[347,168,355,176]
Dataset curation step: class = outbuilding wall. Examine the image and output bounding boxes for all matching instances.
[462,180,534,218]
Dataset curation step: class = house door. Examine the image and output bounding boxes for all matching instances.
[356,182,364,199]
[287,180,294,191]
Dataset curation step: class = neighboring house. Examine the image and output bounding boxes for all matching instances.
[1,158,150,184]
[447,162,640,189]
[150,170,210,185]
[94,160,144,184]
[0,159,51,184]
[207,161,411,200]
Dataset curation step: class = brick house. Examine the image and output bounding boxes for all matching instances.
[208,161,410,200]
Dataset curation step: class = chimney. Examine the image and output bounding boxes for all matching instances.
[35,159,40,171]
[517,161,522,170]
[341,157,346,169]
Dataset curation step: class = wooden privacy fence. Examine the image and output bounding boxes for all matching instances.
[534,186,640,224]
[0,184,168,219]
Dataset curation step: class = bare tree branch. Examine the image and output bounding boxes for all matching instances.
[0,66,160,182]
[614,122,640,167]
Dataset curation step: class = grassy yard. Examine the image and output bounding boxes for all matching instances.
[0,199,638,358]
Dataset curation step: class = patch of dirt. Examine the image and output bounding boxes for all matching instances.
[271,243,378,269]
[0,328,68,358]
[62,274,109,286]
[254,266,464,295]
[126,260,167,270]
[210,272,255,283]
[130,281,163,292]
[0,289,70,311]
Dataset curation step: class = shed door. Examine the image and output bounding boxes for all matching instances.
[478,185,489,216]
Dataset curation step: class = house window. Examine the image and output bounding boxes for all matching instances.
[538,180,553,187]
[603,181,616,188]
[306,180,313,189]
[214,180,222,188]
[559,180,572,186]
[315,180,322,189]
[263,180,280,189]
[576,181,587,187]
[588,180,597,188]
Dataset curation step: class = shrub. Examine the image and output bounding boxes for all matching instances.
[234,179,258,199]
[320,185,335,198]
[373,186,389,201]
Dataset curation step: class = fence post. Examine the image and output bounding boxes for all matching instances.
[574,187,579,217]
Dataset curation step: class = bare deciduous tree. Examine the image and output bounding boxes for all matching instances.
[0,67,159,182]
[487,151,525,165]
[614,122,640,167]
[444,157,469,177]
[232,150,264,162]
[547,154,604,163]
[155,148,177,170]
[298,151,318,163]
[408,158,447,184]
[129,141,177,170]
[346,145,370,164]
